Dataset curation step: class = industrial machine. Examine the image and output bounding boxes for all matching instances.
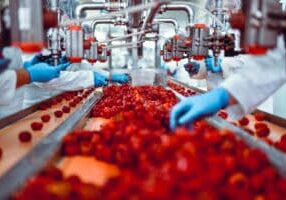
[0,0,286,199]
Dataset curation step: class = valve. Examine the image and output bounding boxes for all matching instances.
[65,24,84,63]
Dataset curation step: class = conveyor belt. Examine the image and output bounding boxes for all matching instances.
[0,92,102,199]
[168,78,286,176]
[0,93,62,130]
[1,81,286,198]
[168,77,286,129]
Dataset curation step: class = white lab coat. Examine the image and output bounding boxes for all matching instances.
[221,36,286,119]
[23,63,95,108]
[0,70,17,106]
[0,60,96,118]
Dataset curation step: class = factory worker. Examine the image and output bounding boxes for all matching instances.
[0,57,70,107]
[22,54,129,108]
[170,35,286,130]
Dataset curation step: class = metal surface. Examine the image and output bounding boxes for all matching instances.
[154,18,179,32]
[0,92,102,199]
[74,1,126,19]
[160,4,194,24]
[189,25,210,57]
[10,0,44,52]
[91,19,116,36]
[47,28,61,66]
[87,41,98,63]
[0,92,64,130]
[242,0,281,50]
[66,26,84,60]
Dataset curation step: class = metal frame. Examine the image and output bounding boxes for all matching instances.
[0,92,102,199]
[0,92,63,130]
[169,78,286,176]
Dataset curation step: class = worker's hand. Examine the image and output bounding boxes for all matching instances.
[170,88,229,130]
[23,54,42,69]
[184,62,200,77]
[93,72,108,86]
[205,56,222,73]
[59,56,69,65]
[111,73,130,84]
[26,62,70,83]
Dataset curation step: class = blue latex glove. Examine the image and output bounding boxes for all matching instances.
[93,72,108,86]
[0,59,10,74]
[205,56,222,73]
[170,88,229,130]
[26,62,70,83]
[23,54,42,69]
[111,73,129,83]
[59,56,69,65]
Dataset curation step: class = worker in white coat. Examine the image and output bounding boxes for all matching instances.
[22,55,129,108]
[170,35,286,130]
[0,56,70,106]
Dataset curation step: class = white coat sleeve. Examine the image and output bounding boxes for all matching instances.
[220,36,286,119]
[34,71,94,91]
[0,70,17,106]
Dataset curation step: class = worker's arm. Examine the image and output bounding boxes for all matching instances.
[170,36,286,129]
[33,71,95,91]
[15,69,31,88]
[221,36,286,119]
[34,70,129,91]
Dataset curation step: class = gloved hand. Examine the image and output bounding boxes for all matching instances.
[111,73,130,83]
[93,72,108,86]
[170,88,229,130]
[26,62,70,83]
[184,62,200,77]
[23,54,42,69]
[205,56,222,73]
[59,56,69,65]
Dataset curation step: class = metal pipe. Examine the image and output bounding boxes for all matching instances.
[154,34,161,68]
[107,41,142,49]
[75,1,127,20]
[101,30,148,44]
[160,4,194,24]
[63,1,159,26]
[139,1,167,40]
[154,18,179,32]
[91,19,116,36]
[75,2,107,20]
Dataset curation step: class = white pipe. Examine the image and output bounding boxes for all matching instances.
[75,3,107,20]
[62,1,161,26]
[100,30,148,44]
[160,4,194,24]
[154,18,179,32]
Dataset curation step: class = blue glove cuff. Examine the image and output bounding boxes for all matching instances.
[212,87,229,109]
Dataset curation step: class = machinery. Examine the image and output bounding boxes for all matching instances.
[230,0,286,54]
